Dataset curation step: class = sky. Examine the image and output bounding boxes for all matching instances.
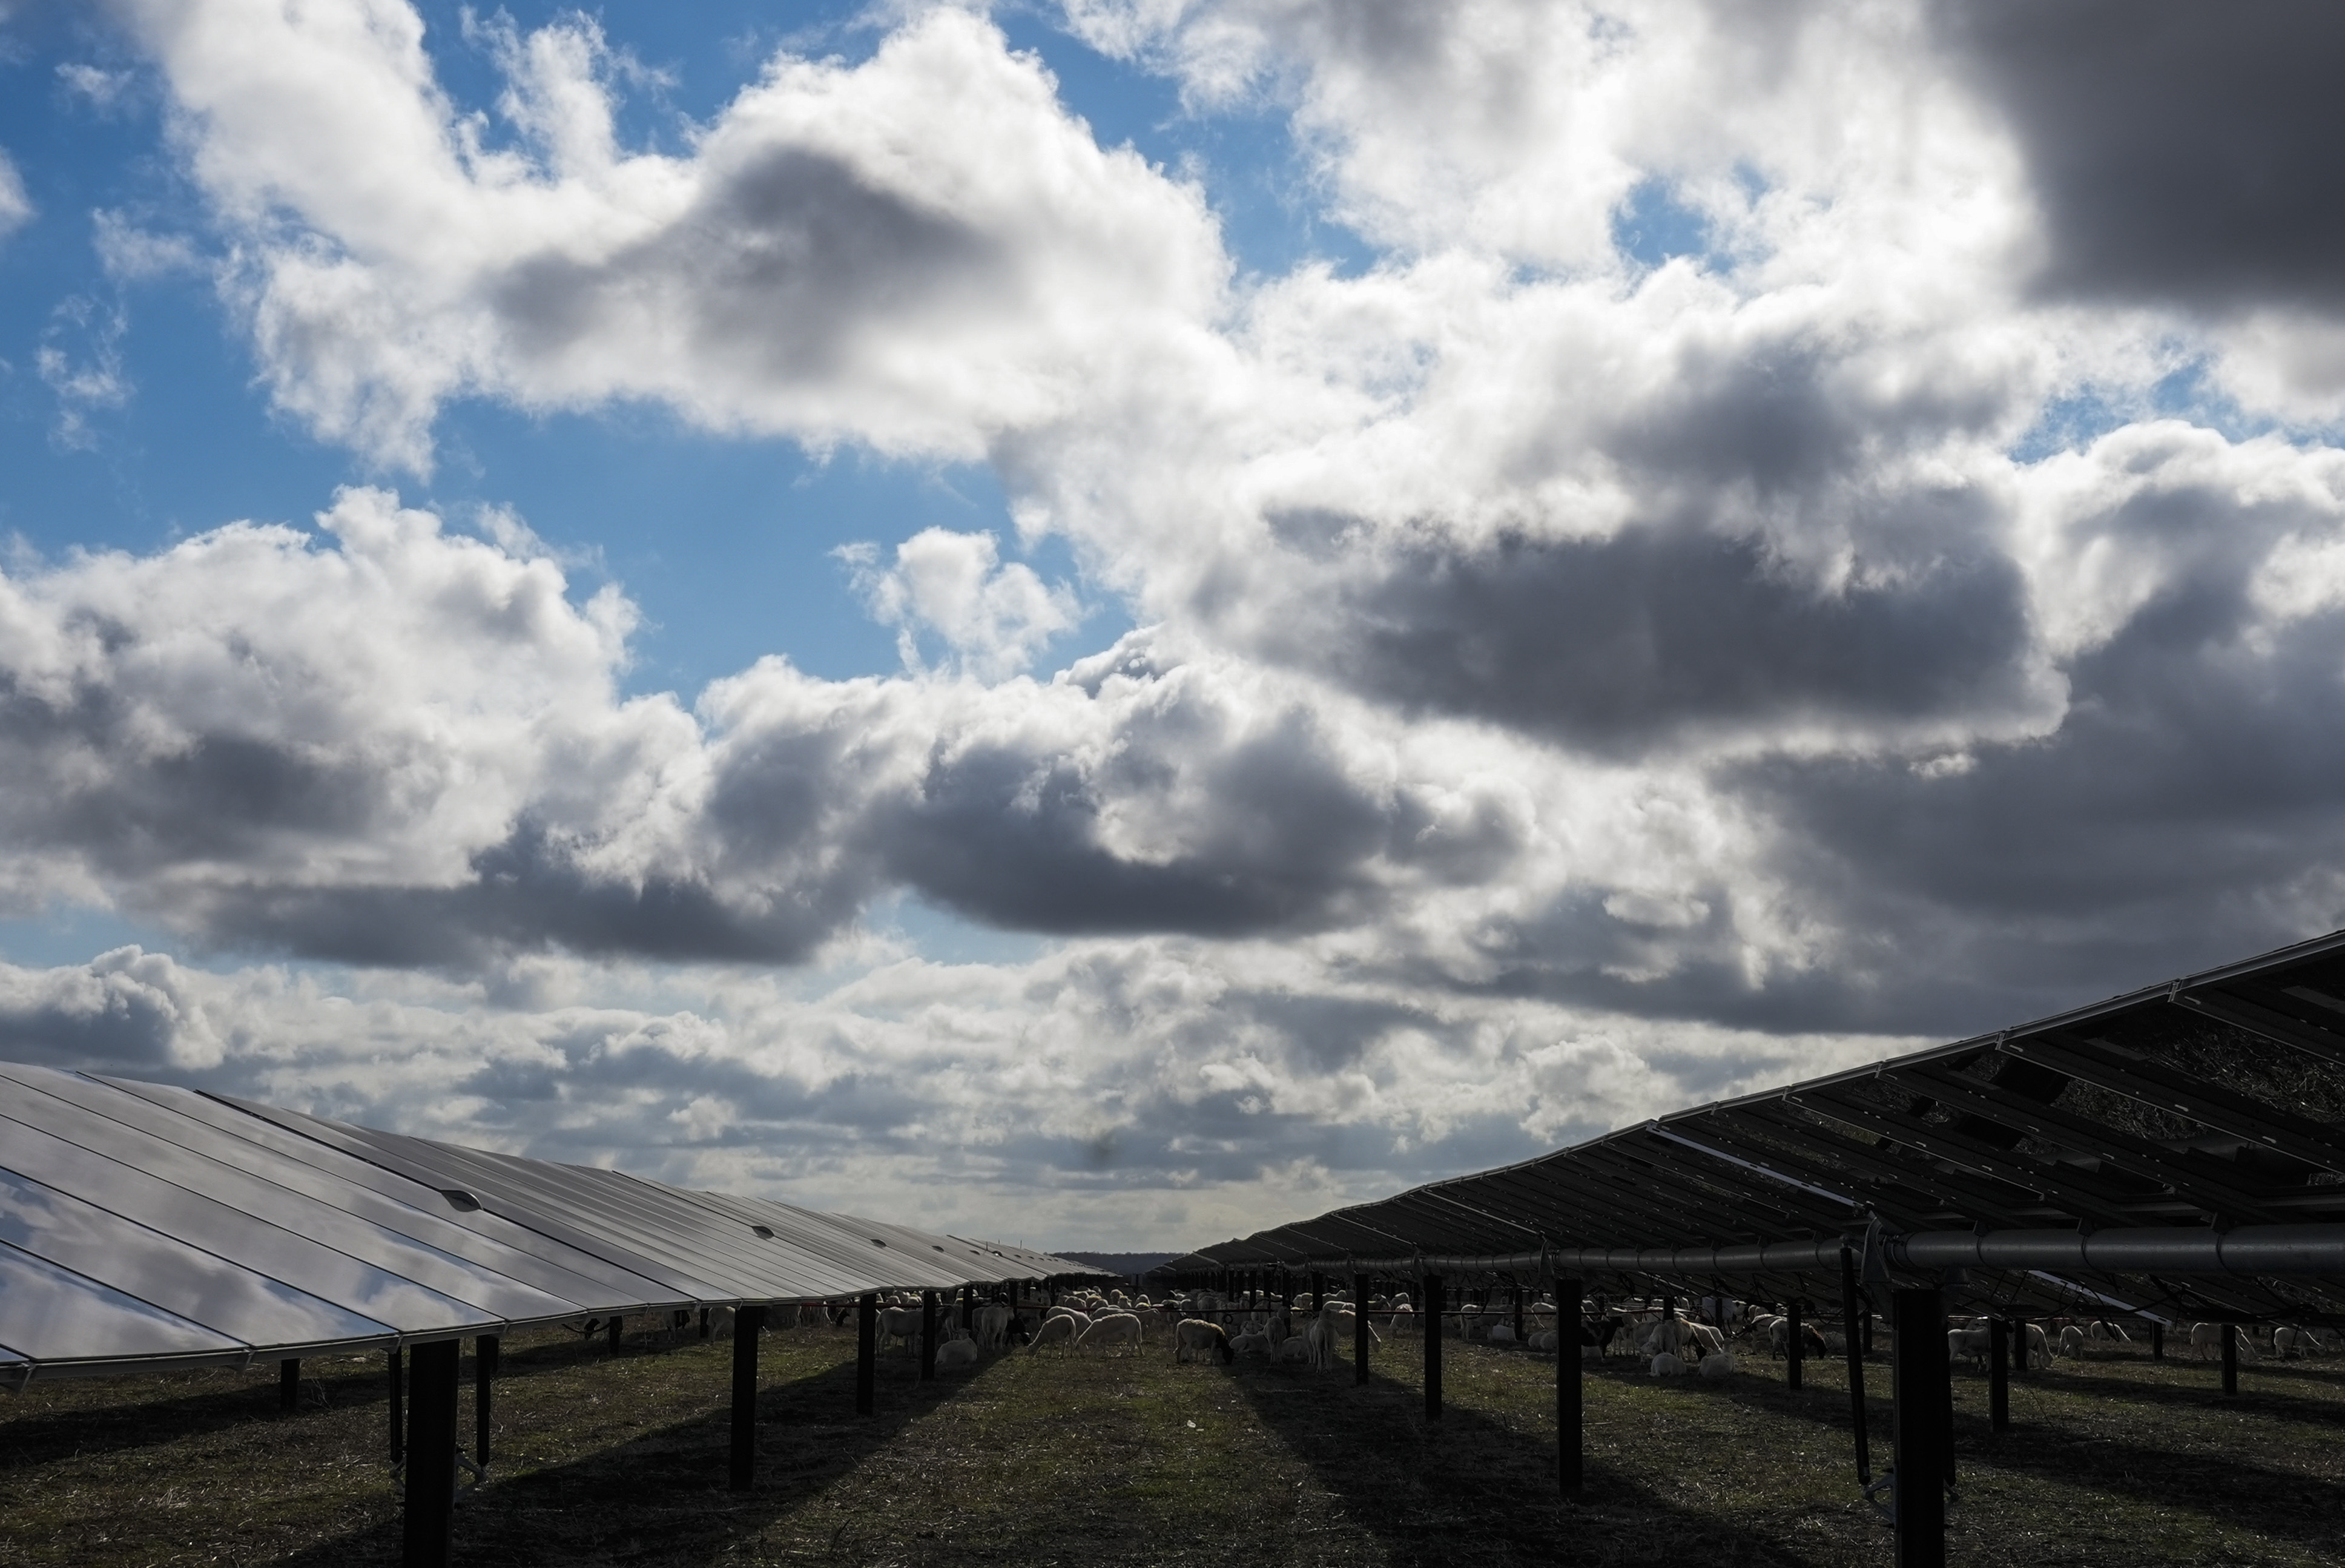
[2,1,2344,1250]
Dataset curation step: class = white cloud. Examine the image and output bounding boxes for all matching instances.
[841,528,1083,680]
[0,936,1895,1245]
[0,148,31,242]
[91,209,203,281]
[56,62,135,111]
[35,296,131,447]
[119,1,1230,472]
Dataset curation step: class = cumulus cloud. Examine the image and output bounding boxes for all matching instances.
[40,0,2345,1234]
[840,528,1082,680]
[119,1,1228,470]
[0,494,1569,973]
[0,939,1891,1245]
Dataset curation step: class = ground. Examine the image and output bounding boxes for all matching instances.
[2,1320,2340,1566]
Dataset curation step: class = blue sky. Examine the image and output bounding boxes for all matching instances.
[3,0,2344,1246]
[0,0,1272,696]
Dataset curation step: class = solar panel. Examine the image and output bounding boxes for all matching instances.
[1182,926,2345,1323]
[0,1065,1097,1383]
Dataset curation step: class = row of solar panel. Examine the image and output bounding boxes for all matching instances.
[1165,929,2345,1326]
[0,1061,1091,1380]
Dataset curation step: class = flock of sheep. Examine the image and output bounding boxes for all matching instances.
[600,1290,2333,1382]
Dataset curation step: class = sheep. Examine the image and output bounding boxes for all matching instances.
[1320,1306,1381,1346]
[1486,1322,1517,1347]
[1272,1334,1314,1365]
[1303,1305,1344,1370]
[935,1336,980,1371]
[1649,1352,1685,1377]
[1641,1311,1696,1358]
[1077,1314,1144,1356]
[1697,1351,1736,1379]
[1176,1319,1236,1364]
[2275,1325,2326,1359]
[876,1306,925,1356]
[1026,1314,1080,1354]
[973,1302,1016,1352]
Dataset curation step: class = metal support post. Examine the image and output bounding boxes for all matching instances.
[1839,1249,1871,1489]
[1988,1317,2008,1433]
[388,1346,406,1464]
[401,1339,460,1568]
[1513,1284,1526,1345]
[856,1293,877,1415]
[1890,1287,1949,1568]
[1423,1274,1445,1422]
[2221,1322,2238,1395]
[1556,1273,1583,1495]
[280,1358,300,1412]
[475,1335,498,1468]
[920,1291,938,1381]
[607,1315,623,1354]
[1787,1300,1803,1390]
[961,1284,974,1332]
[1310,1270,1324,1312]
[699,1306,711,1340]
[2151,1321,2164,1360]
[1352,1270,1370,1384]
[730,1304,764,1490]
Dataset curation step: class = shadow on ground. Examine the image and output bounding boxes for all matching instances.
[266,1350,961,1568]
[0,1328,735,1475]
[1721,1354,2345,1555]
[1221,1352,1830,1568]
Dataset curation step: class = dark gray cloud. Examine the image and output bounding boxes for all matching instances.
[163,820,877,968]
[0,987,178,1070]
[1937,0,2345,312]
[877,708,1393,935]
[495,146,1007,385]
[1258,516,2037,754]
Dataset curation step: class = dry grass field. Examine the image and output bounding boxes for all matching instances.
[3,1319,2341,1567]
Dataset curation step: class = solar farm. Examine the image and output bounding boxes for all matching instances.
[10,929,2345,1566]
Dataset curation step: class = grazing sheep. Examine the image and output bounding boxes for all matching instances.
[1697,1351,1736,1379]
[1175,1319,1236,1365]
[1077,1314,1144,1356]
[936,1337,979,1371]
[1649,1352,1685,1377]
[1026,1314,1080,1354]
[2275,1325,2325,1359]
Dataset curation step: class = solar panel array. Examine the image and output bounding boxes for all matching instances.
[0,1062,1097,1384]
[1174,929,2345,1323]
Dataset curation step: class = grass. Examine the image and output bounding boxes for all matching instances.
[4,1321,2343,1566]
